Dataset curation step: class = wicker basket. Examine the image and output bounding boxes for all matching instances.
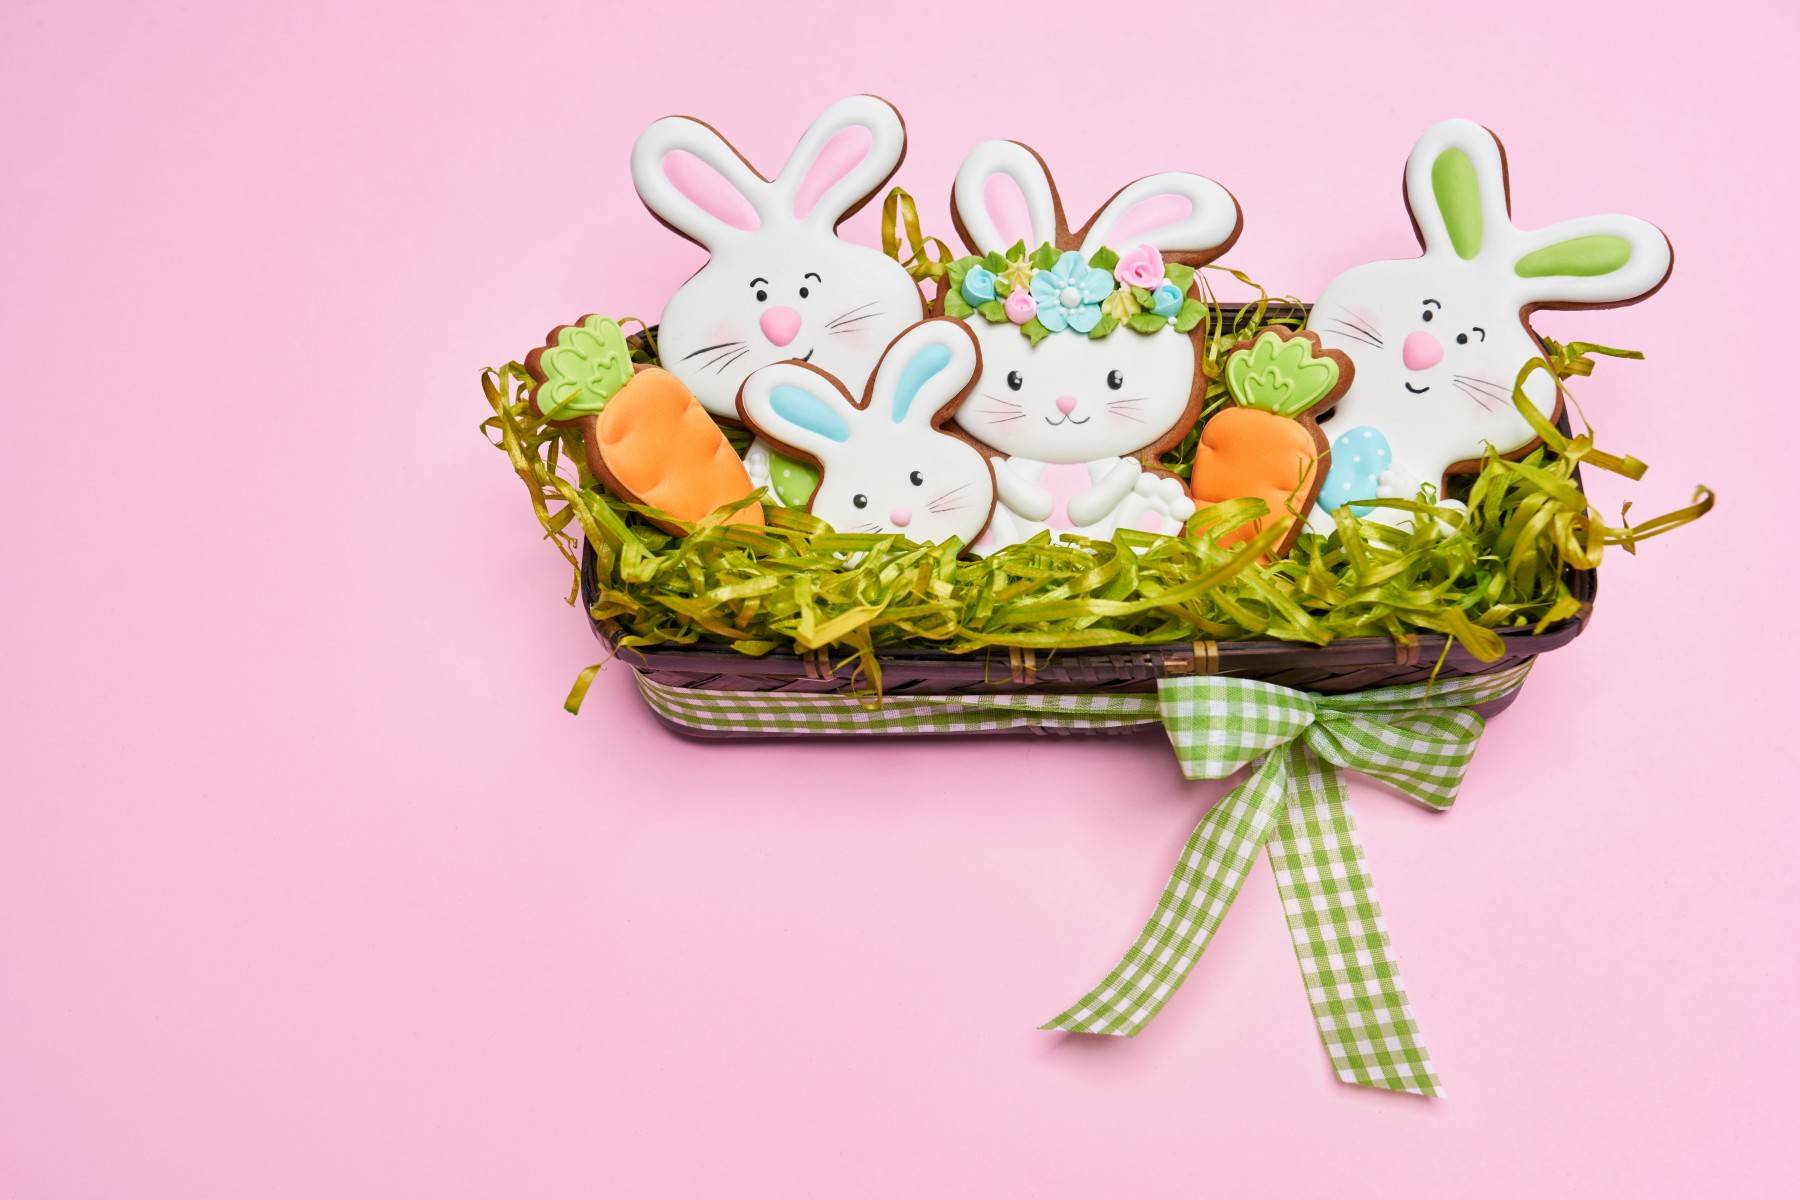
[582,306,1598,737]
[582,546,1593,740]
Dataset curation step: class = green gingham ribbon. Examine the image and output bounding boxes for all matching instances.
[633,662,1532,1096]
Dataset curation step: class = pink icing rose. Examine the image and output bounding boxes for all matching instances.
[1115,243,1165,289]
[1004,289,1037,325]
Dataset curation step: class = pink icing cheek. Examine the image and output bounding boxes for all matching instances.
[1402,330,1444,371]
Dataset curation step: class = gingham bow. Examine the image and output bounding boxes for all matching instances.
[1042,664,1533,1097]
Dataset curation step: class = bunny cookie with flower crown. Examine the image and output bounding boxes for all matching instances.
[943,142,1242,550]
[631,95,926,500]
[1305,118,1672,533]
[738,319,995,546]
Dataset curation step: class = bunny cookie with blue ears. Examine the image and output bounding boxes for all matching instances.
[1305,118,1673,533]
[737,319,996,548]
[631,96,927,496]
[944,141,1242,550]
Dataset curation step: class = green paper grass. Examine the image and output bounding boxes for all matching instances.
[481,269,1712,695]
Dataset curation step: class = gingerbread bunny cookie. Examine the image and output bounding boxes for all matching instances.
[1305,118,1673,532]
[737,319,995,547]
[631,95,927,500]
[943,141,1242,550]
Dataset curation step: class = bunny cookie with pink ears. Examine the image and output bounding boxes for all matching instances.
[944,141,1242,550]
[631,96,926,490]
[1305,118,1672,533]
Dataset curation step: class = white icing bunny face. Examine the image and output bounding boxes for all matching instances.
[631,96,925,422]
[1309,119,1672,518]
[960,319,1195,463]
[737,319,995,545]
[945,140,1241,464]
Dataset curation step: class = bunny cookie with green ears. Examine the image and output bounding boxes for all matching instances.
[1305,118,1672,533]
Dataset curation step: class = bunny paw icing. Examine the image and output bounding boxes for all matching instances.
[1304,118,1672,533]
[943,140,1241,552]
[736,319,995,547]
[631,95,926,471]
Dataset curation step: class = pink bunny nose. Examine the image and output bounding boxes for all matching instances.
[760,306,802,347]
[1402,330,1443,371]
[888,506,913,528]
[1055,395,1078,415]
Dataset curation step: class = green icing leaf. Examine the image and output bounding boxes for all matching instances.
[1173,298,1207,334]
[535,315,633,419]
[981,250,1009,273]
[1223,331,1340,418]
[1020,317,1051,346]
[1129,286,1154,306]
[1088,314,1119,339]
[769,453,820,507]
[1088,246,1120,272]
[1005,240,1028,261]
[1163,262,1196,293]
[977,299,1007,323]
[1029,243,1060,270]
[1126,312,1167,335]
[944,290,974,319]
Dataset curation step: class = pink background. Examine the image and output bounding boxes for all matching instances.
[5,1,1796,1195]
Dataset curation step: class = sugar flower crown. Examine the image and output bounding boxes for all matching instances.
[943,241,1207,345]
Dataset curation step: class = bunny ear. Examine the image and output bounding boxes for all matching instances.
[737,362,859,464]
[1507,214,1673,308]
[867,319,981,429]
[1404,119,1514,262]
[952,141,1065,254]
[631,115,769,250]
[1078,173,1242,262]
[773,95,906,228]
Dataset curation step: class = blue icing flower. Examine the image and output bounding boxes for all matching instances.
[1030,251,1113,334]
[1318,426,1393,516]
[1149,282,1184,319]
[961,265,998,306]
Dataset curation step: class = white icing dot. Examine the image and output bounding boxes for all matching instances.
[1059,286,1081,308]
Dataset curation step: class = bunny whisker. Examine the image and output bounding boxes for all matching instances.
[827,300,881,327]
[1323,321,1384,350]
[978,393,1022,407]
[977,411,1026,422]
[699,344,748,370]
[828,310,885,330]
[714,348,750,374]
[1452,381,1502,413]
[1329,310,1384,342]
[683,340,747,360]
[1454,375,1512,398]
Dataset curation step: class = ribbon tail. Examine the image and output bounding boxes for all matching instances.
[1267,744,1443,1097]
[1041,749,1292,1036]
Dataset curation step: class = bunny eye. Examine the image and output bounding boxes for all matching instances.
[1107,370,1124,390]
[909,470,924,486]
[852,494,869,509]
[800,271,820,300]
[750,277,769,302]
[1421,298,1441,323]
[1006,370,1023,391]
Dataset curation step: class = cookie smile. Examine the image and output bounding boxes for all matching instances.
[1404,382,1430,394]
[1045,414,1091,427]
